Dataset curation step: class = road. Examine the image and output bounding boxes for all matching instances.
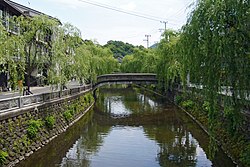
[0,81,82,100]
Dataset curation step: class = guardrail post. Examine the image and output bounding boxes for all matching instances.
[9,100,12,110]
[18,97,23,108]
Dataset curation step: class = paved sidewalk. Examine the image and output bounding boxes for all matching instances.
[0,81,82,100]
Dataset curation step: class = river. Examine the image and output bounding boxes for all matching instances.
[17,85,235,167]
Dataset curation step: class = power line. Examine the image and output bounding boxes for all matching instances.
[82,0,167,20]
[78,0,164,22]
[165,0,194,20]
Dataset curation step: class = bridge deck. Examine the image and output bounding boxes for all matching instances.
[95,73,157,87]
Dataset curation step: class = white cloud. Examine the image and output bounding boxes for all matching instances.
[120,2,136,11]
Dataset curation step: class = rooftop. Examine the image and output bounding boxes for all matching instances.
[2,0,56,20]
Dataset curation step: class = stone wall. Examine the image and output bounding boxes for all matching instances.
[0,90,94,167]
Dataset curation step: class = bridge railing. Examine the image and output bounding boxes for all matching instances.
[0,84,92,113]
[96,73,157,85]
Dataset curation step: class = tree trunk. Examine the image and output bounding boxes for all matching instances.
[27,69,31,92]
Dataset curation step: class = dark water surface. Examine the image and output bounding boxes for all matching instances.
[17,85,235,167]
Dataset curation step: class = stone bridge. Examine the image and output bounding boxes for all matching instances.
[93,73,158,90]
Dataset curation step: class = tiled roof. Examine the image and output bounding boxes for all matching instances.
[4,0,45,16]
[3,0,56,20]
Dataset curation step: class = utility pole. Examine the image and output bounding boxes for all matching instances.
[160,21,167,31]
[143,34,151,48]
[160,21,169,42]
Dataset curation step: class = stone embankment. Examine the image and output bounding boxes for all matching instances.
[0,89,94,167]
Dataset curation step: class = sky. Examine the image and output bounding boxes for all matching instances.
[12,0,195,47]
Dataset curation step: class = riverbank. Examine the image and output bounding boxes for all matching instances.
[137,84,249,167]
[0,90,94,167]
[16,85,235,166]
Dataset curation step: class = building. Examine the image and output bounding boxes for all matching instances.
[0,0,57,91]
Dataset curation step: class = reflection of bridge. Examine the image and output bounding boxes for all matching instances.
[94,73,157,90]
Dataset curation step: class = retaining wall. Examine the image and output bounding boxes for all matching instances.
[0,90,94,167]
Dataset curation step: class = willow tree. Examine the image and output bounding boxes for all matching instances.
[120,48,157,73]
[49,23,82,90]
[0,19,25,91]
[156,30,183,92]
[74,44,91,85]
[81,42,119,84]
[180,0,250,158]
[16,15,59,92]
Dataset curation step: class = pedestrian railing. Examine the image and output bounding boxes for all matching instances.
[0,84,92,113]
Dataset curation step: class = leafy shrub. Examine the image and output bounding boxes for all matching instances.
[45,116,56,129]
[63,110,72,121]
[175,95,183,104]
[27,120,43,139]
[87,93,94,104]
[224,106,242,135]
[89,94,94,103]
[84,94,89,103]
[85,93,94,104]
[0,150,8,165]
[202,101,210,112]
[240,144,250,166]
[181,100,195,110]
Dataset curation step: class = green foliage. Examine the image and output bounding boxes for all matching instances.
[63,110,73,121]
[85,93,94,104]
[156,30,183,90]
[49,23,82,90]
[63,93,93,122]
[175,95,183,105]
[224,106,242,135]
[0,150,8,166]
[0,18,25,90]
[1,14,119,90]
[179,1,249,162]
[202,101,210,112]
[120,48,158,73]
[104,40,138,59]
[45,116,56,129]
[27,119,43,139]
[180,0,249,132]
[80,43,119,83]
[89,93,94,103]
[21,135,31,148]
[181,100,195,110]
[50,35,119,86]
[16,15,59,90]
[240,144,250,166]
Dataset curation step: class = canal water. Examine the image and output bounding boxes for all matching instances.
[17,85,235,167]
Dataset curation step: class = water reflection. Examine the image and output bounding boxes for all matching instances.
[17,85,235,167]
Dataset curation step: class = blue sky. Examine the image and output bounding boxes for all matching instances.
[13,0,194,47]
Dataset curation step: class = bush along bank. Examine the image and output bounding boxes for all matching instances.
[139,84,250,167]
[174,92,250,167]
[0,92,94,167]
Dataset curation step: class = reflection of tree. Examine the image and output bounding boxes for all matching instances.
[61,118,111,167]
[144,124,197,167]
[96,85,162,117]
[96,86,138,115]
[96,85,197,167]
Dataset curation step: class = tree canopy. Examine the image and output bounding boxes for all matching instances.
[104,40,144,61]
[0,15,119,91]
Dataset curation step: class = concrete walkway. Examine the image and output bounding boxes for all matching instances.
[0,81,82,100]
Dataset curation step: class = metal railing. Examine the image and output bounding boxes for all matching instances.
[0,84,92,113]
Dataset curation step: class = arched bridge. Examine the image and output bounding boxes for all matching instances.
[93,73,157,90]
